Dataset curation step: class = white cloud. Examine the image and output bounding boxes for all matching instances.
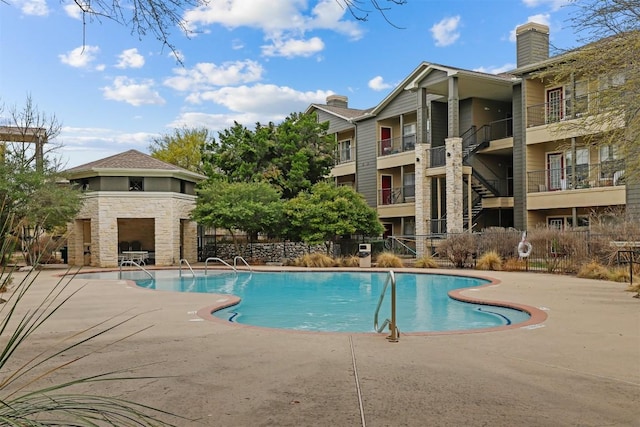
[59,126,159,168]
[63,3,83,19]
[102,76,165,106]
[116,48,145,69]
[164,60,264,92]
[474,63,517,74]
[167,111,272,131]
[262,36,325,58]
[522,0,569,11]
[509,14,551,42]
[431,16,461,47]
[368,76,393,91]
[59,45,103,69]
[16,0,48,16]
[182,0,362,40]
[168,50,185,63]
[187,83,332,115]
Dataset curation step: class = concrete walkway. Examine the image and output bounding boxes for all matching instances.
[5,267,639,426]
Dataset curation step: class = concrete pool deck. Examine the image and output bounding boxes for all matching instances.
[5,266,639,426]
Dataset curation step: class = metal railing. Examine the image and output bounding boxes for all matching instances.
[119,260,153,279]
[378,134,416,157]
[335,146,355,164]
[430,145,446,167]
[378,185,416,205]
[527,93,594,127]
[527,162,625,193]
[179,258,196,277]
[205,257,236,275]
[373,270,399,342]
[233,256,252,271]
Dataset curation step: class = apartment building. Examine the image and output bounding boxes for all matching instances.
[307,22,638,251]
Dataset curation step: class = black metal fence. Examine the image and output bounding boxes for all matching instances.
[198,229,639,274]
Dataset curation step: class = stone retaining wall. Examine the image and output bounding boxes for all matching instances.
[201,241,333,263]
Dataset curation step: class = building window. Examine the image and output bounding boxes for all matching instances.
[403,173,415,199]
[129,177,144,191]
[180,180,186,194]
[546,87,564,123]
[565,147,589,188]
[339,139,352,163]
[403,123,416,151]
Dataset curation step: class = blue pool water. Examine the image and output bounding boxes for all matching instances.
[79,270,530,333]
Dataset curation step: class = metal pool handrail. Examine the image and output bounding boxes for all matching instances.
[119,260,154,279]
[179,258,196,277]
[373,270,399,342]
[205,257,236,275]
[233,256,252,271]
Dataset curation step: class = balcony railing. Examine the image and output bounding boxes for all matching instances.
[379,134,416,157]
[527,161,625,193]
[430,146,446,168]
[527,93,595,127]
[488,117,513,140]
[335,146,355,164]
[378,186,416,205]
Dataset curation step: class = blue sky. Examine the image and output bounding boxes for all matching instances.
[1,0,578,168]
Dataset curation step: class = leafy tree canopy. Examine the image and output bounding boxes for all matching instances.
[192,180,283,241]
[204,112,336,199]
[285,182,384,250]
[149,127,212,173]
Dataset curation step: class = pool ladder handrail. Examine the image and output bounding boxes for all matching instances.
[179,259,196,277]
[374,270,399,342]
[233,256,252,271]
[205,257,236,275]
[119,259,154,280]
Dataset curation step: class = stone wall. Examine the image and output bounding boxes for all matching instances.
[67,192,198,267]
[201,241,332,263]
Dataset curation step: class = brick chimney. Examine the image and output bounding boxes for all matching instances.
[516,22,550,67]
[326,95,348,108]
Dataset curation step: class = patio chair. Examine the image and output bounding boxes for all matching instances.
[119,241,130,252]
[131,240,142,251]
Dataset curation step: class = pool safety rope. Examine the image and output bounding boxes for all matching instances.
[349,335,367,427]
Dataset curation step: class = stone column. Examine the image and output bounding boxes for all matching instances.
[415,88,431,257]
[445,137,463,233]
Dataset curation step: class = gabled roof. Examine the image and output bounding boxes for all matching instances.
[359,62,517,118]
[306,103,372,121]
[64,149,206,182]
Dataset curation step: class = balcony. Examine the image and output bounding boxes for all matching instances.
[335,146,355,165]
[378,185,416,206]
[379,134,416,157]
[526,94,593,128]
[527,162,625,193]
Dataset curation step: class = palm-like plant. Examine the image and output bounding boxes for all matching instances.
[0,214,184,425]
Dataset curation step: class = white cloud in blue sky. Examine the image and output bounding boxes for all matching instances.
[116,48,145,69]
[102,77,166,106]
[431,16,461,47]
[1,0,579,167]
[368,76,393,91]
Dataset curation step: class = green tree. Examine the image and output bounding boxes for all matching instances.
[192,180,284,247]
[536,0,640,181]
[205,112,336,199]
[149,127,212,173]
[285,182,384,253]
[0,99,82,265]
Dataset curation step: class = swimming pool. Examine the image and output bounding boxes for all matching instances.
[79,270,531,333]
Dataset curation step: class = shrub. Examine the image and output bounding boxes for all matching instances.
[477,227,521,260]
[502,257,525,271]
[293,252,337,267]
[437,233,476,268]
[577,260,611,280]
[375,252,404,268]
[476,251,502,271]
[339,255,360,267]
[414,254,439,268]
